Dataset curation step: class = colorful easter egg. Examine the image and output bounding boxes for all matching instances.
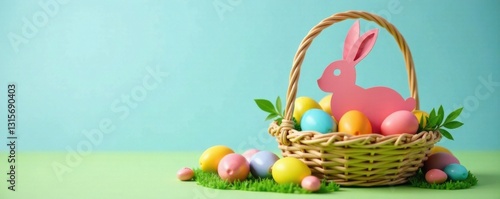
[423,152,460,172]
[318,94,333,115]
[301,109,335,133]
[425,169,448,184]
[177,167,194,181]
[444,163,468,181]
[380,110,419,135]
[293,96,322,125]
[272,157,311,185]
[301,176,321,192]
[413,110,429,127]
[249,151,280,178]
[429,145,452,155]
[199,145,234,172]
[338,110,372,135]
[242,149,260,162]
[217,154,249,183]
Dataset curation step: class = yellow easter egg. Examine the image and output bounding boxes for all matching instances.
[293,96,322,125]
[430,145,453,155]
[413,110,429,128]
[199,145,234,172]
[272,157,311,185]
[331,116,338,132]
[318,94,333,115]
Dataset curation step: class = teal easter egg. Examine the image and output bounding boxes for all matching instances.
[444,163,468,181]
[300,109,335,133]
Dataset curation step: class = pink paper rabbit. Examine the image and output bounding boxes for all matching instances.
[317,20,416,133]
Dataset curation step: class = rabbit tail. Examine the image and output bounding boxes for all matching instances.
[405,97,417,111]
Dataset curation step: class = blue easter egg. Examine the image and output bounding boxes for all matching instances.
[300,109,335,133]
[443,163,468,181]
[249,151,279,178]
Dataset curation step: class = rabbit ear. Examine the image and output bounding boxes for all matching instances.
[343,20,360,59]
[346,29,379,65]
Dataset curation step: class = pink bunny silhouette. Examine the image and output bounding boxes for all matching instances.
[317,20,416,134]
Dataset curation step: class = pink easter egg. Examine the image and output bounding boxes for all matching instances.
[217,154,249,183]
[425,169,448,184]
[177,167,194,181]
[381,110,419,136]
[242,149,260,162]
[301,176,321,192]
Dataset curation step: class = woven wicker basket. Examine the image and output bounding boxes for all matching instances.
[268,11,441,187]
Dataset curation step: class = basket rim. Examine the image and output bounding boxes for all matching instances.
[269,121,442,148]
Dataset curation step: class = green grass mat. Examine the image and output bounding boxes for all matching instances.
[409,170,478,190]
[193,169,340,194]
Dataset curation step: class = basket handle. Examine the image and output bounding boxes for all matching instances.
[281,11,419,137]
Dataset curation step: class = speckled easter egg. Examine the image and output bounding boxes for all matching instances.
[444,163,468,181]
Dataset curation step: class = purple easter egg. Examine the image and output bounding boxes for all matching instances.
[249,151,280,178]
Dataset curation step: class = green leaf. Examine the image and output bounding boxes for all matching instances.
[254,99,276,114]
[439,128,454,140]
[427,109,439,129]
[275,117,283,125]
[430,108,437,118]
[443,121,464,129]
[275,96,283,117]
[436,106,445,126]
[265,113,279,121]
[444,107,463,124]
[292,117,301,131]
[417,115,425,132]
[420,105,465,135]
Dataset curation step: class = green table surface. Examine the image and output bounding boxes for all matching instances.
[1,151,499,199]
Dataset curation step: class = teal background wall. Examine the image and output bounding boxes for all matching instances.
[0,0,498,152]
